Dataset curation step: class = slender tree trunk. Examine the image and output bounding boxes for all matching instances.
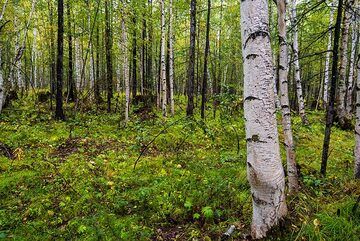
[67,1,75,102]
[160,0,167,116]
[169,0,175,116]
[346,18,358,116]
[201,0,210,120]
[337,0,354,127]
[186,0,196,117]
[321,0,344,176]
[55,0,65,120]
[132,16,137,99]
[241,0,287,238]
[277,0,299,193]
[0,48,4,113]
[141,18,146,96]
[323,1,335,108]
[355,54,360,178]
[95,26,101,104]
[88,2,95,93]
[122,14,130,122]
[48,1,56,110]
[146,0,153,96]
[290,0,308,124]
[105,0,113,112]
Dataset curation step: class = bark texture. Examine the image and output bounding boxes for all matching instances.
[337,0,354,127]
[169,0,175,116]
[277,0,299,193]
[323,1,335,107]
[122,15,130,123]
[290,0,308,124]
[346,17,358,116]
[160,0,167,117]
[355,54,360,179]
[240,0,287,238]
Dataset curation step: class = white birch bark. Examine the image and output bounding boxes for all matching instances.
[290,0,307,124]
[88,10,95,91]
[32,28,38,88]
[75,39,82,91]
[337,0,354,125]
[0,0,8,112]
[355,54,360,179]
[122,17,130,123]
[0,48,4,113]
[323,0,335,107]
[277,0,299,193]
[160,0,167,117]
[346,19,358,116]
[169,0,175,116]
[240,0,287,238]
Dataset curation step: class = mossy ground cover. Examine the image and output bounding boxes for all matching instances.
[0,96,359,240]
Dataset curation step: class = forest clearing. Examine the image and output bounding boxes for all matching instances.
[0,0,359,240]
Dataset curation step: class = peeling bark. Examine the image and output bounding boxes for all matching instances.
[240,0,287,238]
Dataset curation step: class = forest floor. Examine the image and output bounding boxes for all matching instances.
[0,95,359,240]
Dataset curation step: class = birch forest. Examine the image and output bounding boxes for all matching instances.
[0,0,360,240]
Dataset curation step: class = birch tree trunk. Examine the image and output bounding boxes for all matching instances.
[290,0,308,124]
[0,48,4,113]
[75,39,82,91]
[355,54,360,179]
[323,1,335,107]
[160,0,167,117]
[346,18,358,116]
[169,0,175,116]
[337,0,354,128]
[32,28,38,88]
[122,15,130,123]
[240,0,287,238]
[277,0,299,193]
[0,0,8,113]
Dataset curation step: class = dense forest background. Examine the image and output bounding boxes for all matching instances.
[0,0,359,240]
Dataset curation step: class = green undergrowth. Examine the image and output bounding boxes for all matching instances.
[0,96,359,240]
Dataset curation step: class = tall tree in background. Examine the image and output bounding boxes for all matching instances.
[337,0,354,128]
[321,0,343,176]
[345,10,358,116]
[323,0,335,108]
[122,8,130,123]
[55,0,65,120]
[160,0,167,117]
[355,54,360,179]
[186,0,196,117]
[240,0,287,238]
[105,0,113,112]
[201,0,211,120]
[67,1,76,102]
[132,15,137,99]
[169,0,175,116]
[277,0,299,193]
[290,0,308,124]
